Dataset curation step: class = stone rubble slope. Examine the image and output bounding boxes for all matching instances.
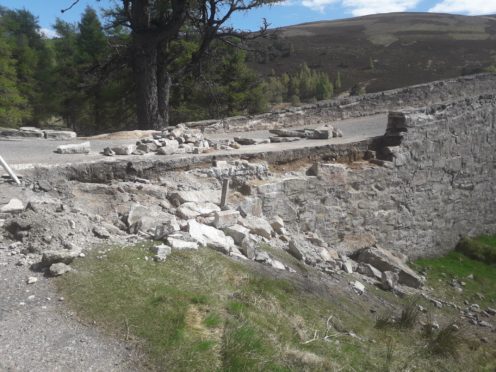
[1,158,493,333]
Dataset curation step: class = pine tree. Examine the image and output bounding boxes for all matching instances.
[0,35,29,127]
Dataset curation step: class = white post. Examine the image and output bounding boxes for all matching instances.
[0,155,21,185]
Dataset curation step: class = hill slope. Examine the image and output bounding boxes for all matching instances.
[249,12,496,93]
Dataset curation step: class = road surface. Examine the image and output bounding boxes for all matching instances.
[0,114,386,170]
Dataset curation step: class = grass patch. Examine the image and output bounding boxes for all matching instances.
[414,250,496,307]
[58,243,496,371]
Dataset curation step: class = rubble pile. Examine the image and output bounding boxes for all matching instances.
[102,124,240,157]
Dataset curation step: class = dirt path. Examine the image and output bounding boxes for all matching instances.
[0,246,140,372]
[0,183,140,372]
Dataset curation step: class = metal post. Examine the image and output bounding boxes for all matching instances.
[220,178,229,208]
[0,155,21,185]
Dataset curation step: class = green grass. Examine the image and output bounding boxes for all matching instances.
[57,242,496,371]
[415,251,496,307]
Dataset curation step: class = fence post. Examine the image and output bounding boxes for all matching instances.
[0,156,21,185]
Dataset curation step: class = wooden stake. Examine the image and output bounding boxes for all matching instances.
[220,178,229,208]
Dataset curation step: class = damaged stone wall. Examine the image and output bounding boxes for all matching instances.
[256,94,496,258]
[183,73,496,134]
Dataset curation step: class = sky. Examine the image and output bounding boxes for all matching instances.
[1,0,495,38]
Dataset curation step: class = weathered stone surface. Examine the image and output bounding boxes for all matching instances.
[357,263,382,280]
[239,216,273,239]
[154,218,180,240]
[270,216,284,232]
[320,247,339,262]
[103,147,115,156]
[151,244,171,261]
[1,199,24,213]
[237,197,263,217]
[41,250,80,267]
[19,127,44,138]
[269,129,305,138]
[255,95,496,260]
[188,220,234,254]
[49,262,72,276]
[112,145,135,155]
[352,281,365,294]
[213,210,240,229]
[55,142,90,154]
[44,130,77,140]
[355,246,423,288]
[169,190,221,206]
[341,260,354,273]
[240,237,256,259]
[224,224,250,244]
[167,236,199,250]
[288,239,304,261]
[381,271,399,290]
[92,226,111,239]
[269,136,301,143]
[177,202,220,219]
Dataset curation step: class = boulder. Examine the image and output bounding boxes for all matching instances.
[177,202,220,219]
[341,260,354,273]
[151,244,171,261]
[269,129,305,138]
[224,224,250,244]
[19,127,44,138]
[239,216,273,239]
[213,210,240,229]
[381,271,399,290]
[92,226,111,239]
[136,142,158,153]
[357,263,382,280]
[112,145,135,155]
[271,259,286,271]
[234,137,256,145]
[270,216,284,232]
[240,237,256,259]
[237,197,263,217]
[154,218,180,240]
[103,147,115,156]
[55,142,90,154]
[320,247,339,262]
[304,129,329,139]
[188,220,234,254]
[167,236,199,250]
[1,199,24,213]
[288,239,304,261]
[355,246,423,288]
[254,251,271,263]
[49,263,72,276]
[44,130,77,140]
[269,136,301,143]
[169,190,221,206]
[352,281,365,294]
[41,250,80,267]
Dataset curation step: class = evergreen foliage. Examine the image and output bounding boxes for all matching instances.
[263,63,334,105]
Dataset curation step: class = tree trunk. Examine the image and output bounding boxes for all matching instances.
[133,35,160,130]
[157,49,172,128]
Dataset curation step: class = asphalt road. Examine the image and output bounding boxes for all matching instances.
[0,114,386,170]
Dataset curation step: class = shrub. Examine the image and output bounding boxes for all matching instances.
[427,323,462,359]
[455,237,496,264]
[397,297,420,329]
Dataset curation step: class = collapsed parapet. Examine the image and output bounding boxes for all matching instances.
[181,73,496,134]
[257,94,496,258]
